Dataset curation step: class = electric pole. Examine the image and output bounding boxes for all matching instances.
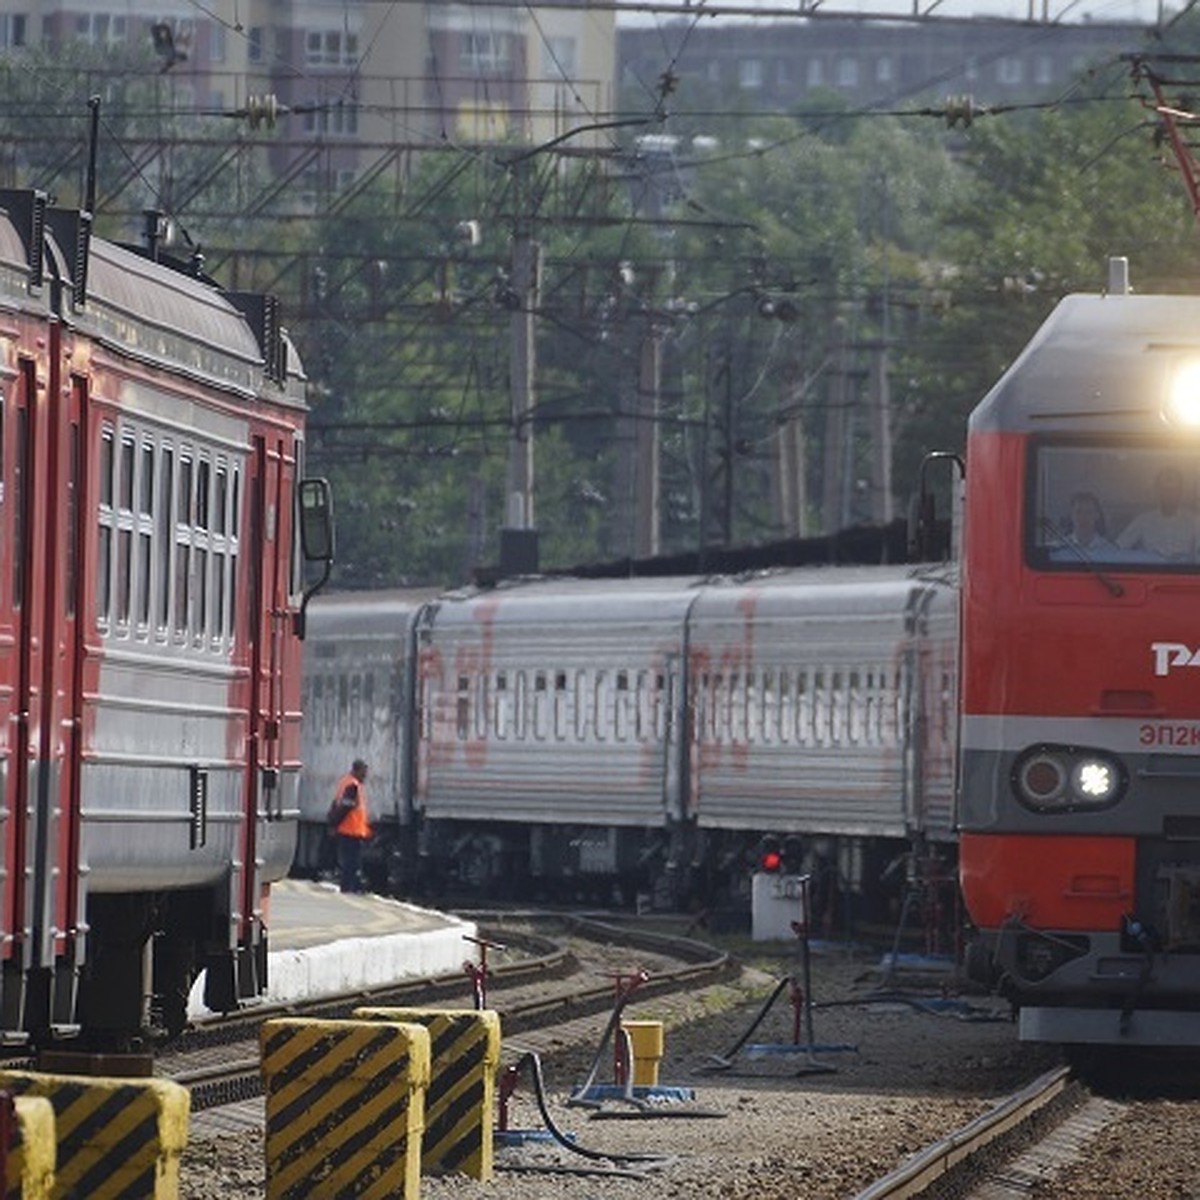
[500,229,541,576]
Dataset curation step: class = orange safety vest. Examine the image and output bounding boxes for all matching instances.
[333,772,371,840]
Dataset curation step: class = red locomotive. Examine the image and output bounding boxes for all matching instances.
[0,189,331,1048]
[959,258,1200,1046]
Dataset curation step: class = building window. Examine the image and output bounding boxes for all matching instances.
[997,56,1023,85]
[77,13,124,44]
[247,26,263,62]
[739,58,764,89]
[1035,54,1053,86]
[541,35,575,78]
[836,57,858,87]
[210,22,225,62]
[0,14,25,47]
[876,55,893,83]
[806,59,824,88]
[461,32,510,73]
[306,29,358,66]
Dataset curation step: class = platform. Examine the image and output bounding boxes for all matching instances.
[187,880,477,1019]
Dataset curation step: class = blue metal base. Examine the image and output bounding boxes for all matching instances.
[572,1083,696,1103]
[495,1128,576,1146]
[743,1042,858,1058]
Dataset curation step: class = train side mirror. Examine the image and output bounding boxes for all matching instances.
[295,477,334,639]
[298,477,334,563]
[909,452,964,562]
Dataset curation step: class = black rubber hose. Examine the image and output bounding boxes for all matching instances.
[518,1050,673,1166]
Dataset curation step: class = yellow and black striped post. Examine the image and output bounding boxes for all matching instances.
[355,1008,501,1182]
[0,1069,188,1199]
[3,1093,55,1200]
[260,1018,431,1200]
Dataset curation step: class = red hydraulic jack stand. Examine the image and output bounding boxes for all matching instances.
[463,933,505,1009]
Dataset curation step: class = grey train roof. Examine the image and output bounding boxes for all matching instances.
[969,292,1200,435]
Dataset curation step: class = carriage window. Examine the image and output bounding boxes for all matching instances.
[533,671,549,741]
[554,672,569,741]
[157,449,173,628]
[457,674,470,740]
[760,670,775,746]
[514,671,528,740]
[656,672,669,741]
[574,672,588,741]
[196,459,210,530]
[493,672,509,739]
[797,673,812,745]
[847,670,862,744]
[614,671,629,742]
[594,670,608,741]
[1030,441,1200,571]
[119,438,134,511]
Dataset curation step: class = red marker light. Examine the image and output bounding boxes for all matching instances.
[760,849,783,873]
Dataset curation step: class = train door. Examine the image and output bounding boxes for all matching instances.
[38,371,85,1030]
[0,352,37,1035]
[8,350,60,1041]
[237,432,294,1003]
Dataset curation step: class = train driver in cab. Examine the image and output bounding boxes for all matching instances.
[1116,466,1198,562]
[1053,490,1117,559]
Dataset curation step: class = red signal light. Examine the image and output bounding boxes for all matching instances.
[760,849,783,873]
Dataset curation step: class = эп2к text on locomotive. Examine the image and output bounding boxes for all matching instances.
[298,565,958,922]
[0,189,331,1049]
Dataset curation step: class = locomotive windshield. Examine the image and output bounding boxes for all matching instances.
[1030,441,1200,572]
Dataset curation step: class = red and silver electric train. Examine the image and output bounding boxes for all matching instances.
[959,258,1200,1046]
[297,565,958,918]
[0,189,331,1048]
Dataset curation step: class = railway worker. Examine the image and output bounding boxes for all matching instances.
[1116,466,1198,562]
[330,759,372,893]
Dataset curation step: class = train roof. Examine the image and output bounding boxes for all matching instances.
[689,563,954,620]
[0,190,304,404]
[63,232,289,399]
[429,574,709,626]
[307,589,442,638]
[381,562,958,629]
[970,291,1200,435]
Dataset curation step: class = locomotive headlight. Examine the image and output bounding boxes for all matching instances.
[1016,752,1067,805]
[1165,360,1200,427]
[1013,746,1127,812]
[1071,758,1117,802]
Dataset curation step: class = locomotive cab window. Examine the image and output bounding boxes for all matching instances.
[1029,441,1200,572]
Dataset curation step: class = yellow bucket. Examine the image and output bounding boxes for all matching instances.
[621,1020,665,1086]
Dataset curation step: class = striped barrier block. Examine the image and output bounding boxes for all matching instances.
[5,1095,55,1200]
[261,1018,431,1200]
[355,1008,501,1182]
[0,1070,188,1200]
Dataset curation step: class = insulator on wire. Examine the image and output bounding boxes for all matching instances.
[944,94,976,129]
[246,93,279,130]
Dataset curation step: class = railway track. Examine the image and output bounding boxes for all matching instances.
[163,913,734,1114]
[854,1065,1121,1200]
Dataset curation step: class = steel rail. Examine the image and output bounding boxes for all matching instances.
[853,1065,1075,1200]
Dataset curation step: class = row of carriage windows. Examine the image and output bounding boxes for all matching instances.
[306,659,956,752]
[457,666,911,748]
[96,425,242,647]
[381,664,952,749]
